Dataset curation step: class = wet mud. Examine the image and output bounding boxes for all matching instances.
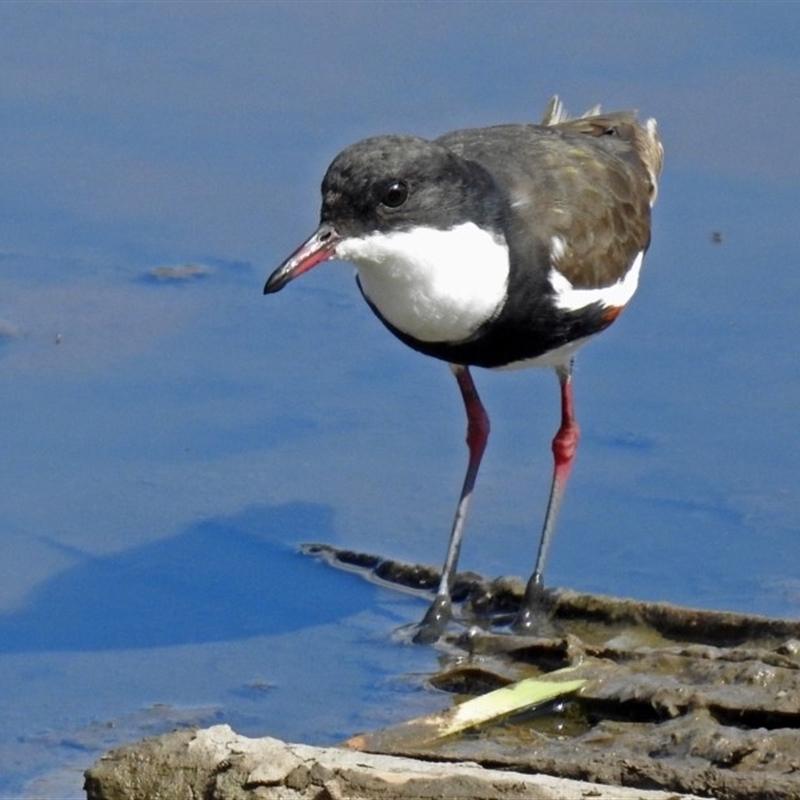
[307,543,800,800]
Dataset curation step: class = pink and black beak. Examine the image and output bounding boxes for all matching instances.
[263,222,341,294]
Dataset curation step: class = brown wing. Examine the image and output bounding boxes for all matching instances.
[535,98,662,289]
[439,100,663,291]
[544,96,663,206]
[526,128,654,288]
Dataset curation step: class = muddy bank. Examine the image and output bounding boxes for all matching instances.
[85,546,800,799]
[85,724,706,800]
[311,545,800,799]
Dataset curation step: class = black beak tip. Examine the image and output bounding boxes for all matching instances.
[263,271,285,295]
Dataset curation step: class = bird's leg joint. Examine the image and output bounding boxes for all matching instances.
[452,365,490,462]
[551,419,579,467]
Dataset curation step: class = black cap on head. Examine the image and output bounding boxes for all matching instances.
[319,135,504,238]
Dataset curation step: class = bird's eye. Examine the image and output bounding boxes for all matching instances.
[380,180,408,209]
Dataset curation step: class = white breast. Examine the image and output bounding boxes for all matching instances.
[336,222,510,343]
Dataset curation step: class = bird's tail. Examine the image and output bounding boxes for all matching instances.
[541,95,664,206]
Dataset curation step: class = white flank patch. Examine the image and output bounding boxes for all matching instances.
[549,250,644,313]
[336,222,510,343]
[550,235,567,262]
[498,334,596,371]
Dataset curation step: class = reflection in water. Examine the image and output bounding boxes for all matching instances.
[0,504,364,653]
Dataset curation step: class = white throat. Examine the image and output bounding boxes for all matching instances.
[335,222,510,343]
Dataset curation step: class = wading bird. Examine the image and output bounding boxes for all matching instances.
[265,97,663,642]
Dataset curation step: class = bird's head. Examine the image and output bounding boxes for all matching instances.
[264,135,502,294]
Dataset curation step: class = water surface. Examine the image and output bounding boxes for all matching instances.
[1,3,799,796]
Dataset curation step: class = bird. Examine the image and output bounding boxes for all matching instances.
[264,96,663,643]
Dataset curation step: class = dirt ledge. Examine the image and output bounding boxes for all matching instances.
[84,723,707,800]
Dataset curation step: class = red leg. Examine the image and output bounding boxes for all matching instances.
[414,364,489,643]
[514,360,580,631]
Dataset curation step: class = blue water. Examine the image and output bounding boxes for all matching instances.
[2,3,800,796]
